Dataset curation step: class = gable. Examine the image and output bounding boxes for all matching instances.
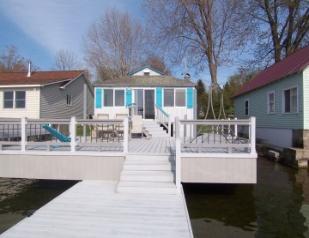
[129,66,163,76]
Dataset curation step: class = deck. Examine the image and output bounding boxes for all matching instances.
[0,181,192,238]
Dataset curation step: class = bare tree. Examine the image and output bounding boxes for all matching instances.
[85,9,147,81]
[246,0,309,65]
[0,46,28,72]
[144,55,171,75]
[54,49,81,70]
[145,0,250,88]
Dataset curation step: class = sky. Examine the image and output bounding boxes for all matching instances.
[0,0,239,85]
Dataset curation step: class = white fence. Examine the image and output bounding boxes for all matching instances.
[0,117,129,155]
[174,117,257,189]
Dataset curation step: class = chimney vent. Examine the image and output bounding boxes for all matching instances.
[184,73,191,80]
[27,61,31,77]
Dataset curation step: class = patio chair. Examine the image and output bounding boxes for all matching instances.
[131,115,143,138]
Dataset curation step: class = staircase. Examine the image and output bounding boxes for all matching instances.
[143,120,169,138]
[117,154,176,194]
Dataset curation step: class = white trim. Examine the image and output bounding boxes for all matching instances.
[266,90,275,114]
[0,85,40,88]
[281,85,299,114]
[244,98,249,116]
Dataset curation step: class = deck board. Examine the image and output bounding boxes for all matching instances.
[0,181,192,238]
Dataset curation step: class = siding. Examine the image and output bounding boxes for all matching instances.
[40,75,93,119]
[234,72,304,129]
[0,87,40,119]
[303,66,309,129]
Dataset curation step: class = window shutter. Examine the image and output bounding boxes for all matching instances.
[126,88,132,106]
[187,88,193,108]
[95,88,102,109]
[156,87,162,108]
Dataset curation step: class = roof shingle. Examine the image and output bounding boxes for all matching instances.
[234,46,309,97]
[0,70,84,86]
[94,76,195,87]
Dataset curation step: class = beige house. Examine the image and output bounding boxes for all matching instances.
[0,69,93,119]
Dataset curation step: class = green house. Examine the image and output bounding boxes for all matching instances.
[234,46,309,148]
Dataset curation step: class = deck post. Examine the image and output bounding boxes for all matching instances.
[70,117,76,152]
[21,117,26,152]
[250,117,256,154]
[168,117,172,137]
[123,117,129,154]
[175,117,181,192]
[234,117,238,137]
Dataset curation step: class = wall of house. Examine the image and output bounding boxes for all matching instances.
[94,86,196,120]
[234,72,304,147]
[0,87,40,119]
[303,66,309,129]
[40,75,93,119]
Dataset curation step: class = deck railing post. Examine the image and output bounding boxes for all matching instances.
[175,117,181,192]
[234,117,238,137]
[70,116,76,152]
[21,117,26,152]
[250,117,256,155]
[168,117,172,137]
[123,117,129,154]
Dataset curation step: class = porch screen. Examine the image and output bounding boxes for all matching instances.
[175,89,186,106]
[115,90,125,106]
[104,89,113,106]
[164,89,174,107]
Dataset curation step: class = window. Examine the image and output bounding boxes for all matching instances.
[144,72,150,76]
[267,91,275,113]
[245,99,249,115]
[175,89,186,106]
[4,91,14,108]
[283,87,297,113]
[115,89,125,106]
[66,94,72,106]
[164,89,174,107]
[104,89,113,106]
[15,91,25,108]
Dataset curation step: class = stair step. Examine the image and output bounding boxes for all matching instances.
[117,181,177,194]
[120,170,174,182]
[124,163,175,171]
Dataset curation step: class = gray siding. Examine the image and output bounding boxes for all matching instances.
[40,75,93,119]
[234,72,304,129]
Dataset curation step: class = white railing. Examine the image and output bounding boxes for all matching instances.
[174,117,256,190]
[155,105,172,136]
[0,117,129,155]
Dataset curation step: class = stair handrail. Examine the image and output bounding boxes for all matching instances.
[155,105,172,136]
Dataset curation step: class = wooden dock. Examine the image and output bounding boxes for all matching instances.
[0,180,193,238]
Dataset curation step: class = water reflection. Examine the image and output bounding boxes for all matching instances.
[184,158,309,238]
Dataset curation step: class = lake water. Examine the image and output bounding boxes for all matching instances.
[0,179,76,234]
[184,157,309,238]
[0,158,308,237]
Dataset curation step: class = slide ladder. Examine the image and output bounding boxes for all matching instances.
[42,125,71,142]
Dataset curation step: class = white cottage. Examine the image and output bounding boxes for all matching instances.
[94,66,196,135]
[0,69,93,119]
[94,66,196,121]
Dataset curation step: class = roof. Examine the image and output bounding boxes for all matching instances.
[0,70,85,86]
[234,46,309,97]
[127,65,164,76]
[94,76,195,88]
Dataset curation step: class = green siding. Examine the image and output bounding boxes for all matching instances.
[234,72,304,129]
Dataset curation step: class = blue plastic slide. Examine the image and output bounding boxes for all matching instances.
[43,125,71,142]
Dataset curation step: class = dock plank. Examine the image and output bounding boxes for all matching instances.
[0,181,192,238]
